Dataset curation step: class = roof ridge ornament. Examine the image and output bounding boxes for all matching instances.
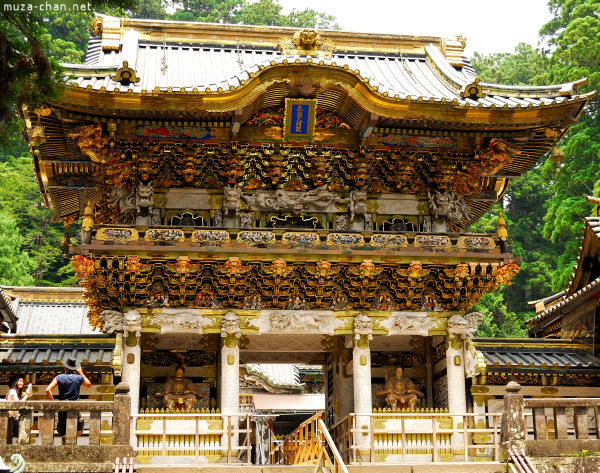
[461,77,486,100]
[277,29,335,58]
[111,60,141,86]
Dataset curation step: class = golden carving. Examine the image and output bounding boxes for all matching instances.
[68,123,109,163]
[374,366,424,409]
[277,29,335,57]
[461,77,485,99]
[111,60,141,85]
[91,16,103,36]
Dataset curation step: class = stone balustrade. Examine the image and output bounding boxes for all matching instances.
[0,383,133,473]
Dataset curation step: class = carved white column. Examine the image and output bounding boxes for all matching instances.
[220,312,241,454]
[446,312,482,448]
[353,313,373,450]
[121,310,142,416]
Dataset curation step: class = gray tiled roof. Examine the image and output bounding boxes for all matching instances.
[15,301,94,335]
[0,335,114,369]
[474,339,599,372]
[62,23,590,109]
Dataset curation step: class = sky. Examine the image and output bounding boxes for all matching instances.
[277,0,554,57]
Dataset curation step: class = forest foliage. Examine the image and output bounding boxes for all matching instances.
[0,1,598,337]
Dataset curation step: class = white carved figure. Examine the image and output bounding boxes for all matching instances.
[151,208,162,226]
[151,311,212,332]
[270,313,325,331]
[243,186,347,215]
[349,189,367,220]
[99,310,124,334]
[354,313,373,340]
[221,311,241,338]
[447,312,483,339]
[335,214,348,230]
[240,212,253,228]
[123,309,142,337]
[109,182,136,224]
[223,185,242,214]
[428,190,471,223]
[136,182,154,209]
[422,216,432,233]
[392,315,438,333]
[213,209,223,226]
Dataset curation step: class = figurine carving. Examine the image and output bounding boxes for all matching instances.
[223,185,242,215]
[99,310,124,334]
[447,312,483,339]
[375,366,424,409]
[428,190,471,223]
[221,312,241,338]
[136,182,154,209]
[243,186,348,215]
[391,315,437,334]
[349,189,367,220]
[353,313,373,340]
[68,123,108,163]
[155,366,203,410]
[109,183,136,224]
[241,292,262,310]
[123,310,142,337]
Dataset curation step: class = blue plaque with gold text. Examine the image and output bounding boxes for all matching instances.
[283,98,316,142]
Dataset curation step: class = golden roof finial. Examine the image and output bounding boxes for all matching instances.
[496,210,507,241]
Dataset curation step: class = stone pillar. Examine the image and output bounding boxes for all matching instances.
[121,310,142,416]
[446,335,466,415]
[424,336,434,408]
[445,312,483,451]
[500,382,525,462]
[353,313,373,451]
[112,382,132,446]
[220,312,241,457]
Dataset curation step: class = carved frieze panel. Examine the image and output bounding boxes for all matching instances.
[150,310,214,333]
[249,311,344,335]
[380,314,439,336]
[85,256,514,327]
[87,140,515,229]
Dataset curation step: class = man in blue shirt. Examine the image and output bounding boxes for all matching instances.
[45,356,92,442]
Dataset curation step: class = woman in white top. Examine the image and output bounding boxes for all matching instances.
[5,375,31,441]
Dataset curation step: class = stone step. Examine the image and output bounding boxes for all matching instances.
[136,462,507,473]
[137,467,316,473]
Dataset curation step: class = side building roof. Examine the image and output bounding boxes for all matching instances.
[526,215,600,337]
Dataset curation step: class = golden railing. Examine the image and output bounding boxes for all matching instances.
[332,410,503,464]
[132,409,252,464]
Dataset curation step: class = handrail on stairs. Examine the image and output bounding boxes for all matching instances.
[317,418,349,473]
[271,411,348,473]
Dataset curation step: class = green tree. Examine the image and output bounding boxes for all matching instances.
[473,289,526,338]
[537,0,600,290]
[0,211,36,286]
[471,43,560,335]
[0,155,75,286]
[471,43,548,85]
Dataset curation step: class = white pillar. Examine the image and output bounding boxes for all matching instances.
[446,336,466,415]
[220,312,241,457]
[353,314,373,451]
[122,310,142,416]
